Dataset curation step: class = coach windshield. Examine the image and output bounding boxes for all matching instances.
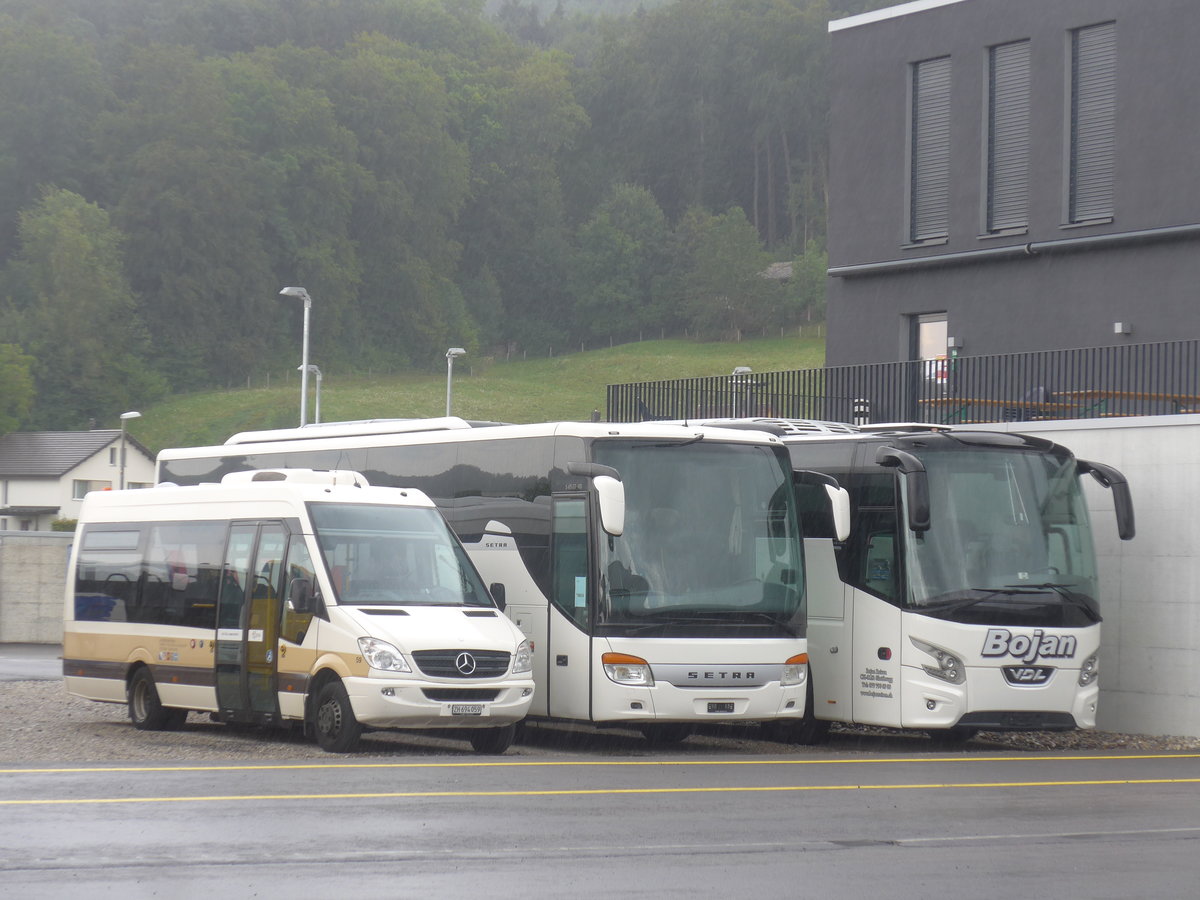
[591,439,804,637]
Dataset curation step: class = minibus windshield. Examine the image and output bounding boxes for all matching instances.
[309,503,493,607]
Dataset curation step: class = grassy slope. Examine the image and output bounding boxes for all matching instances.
[133,335,825,453]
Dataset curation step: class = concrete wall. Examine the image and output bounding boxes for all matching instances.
[0,531,71,643]
[979,414,1200,737]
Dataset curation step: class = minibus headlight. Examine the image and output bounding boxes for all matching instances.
[358,637,412,673]
[781,653,809,686]
[910,637,965,685]
[513,640,533,674]
[602,652,654,687]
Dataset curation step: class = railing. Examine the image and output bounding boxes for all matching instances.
[605,339,1200,425]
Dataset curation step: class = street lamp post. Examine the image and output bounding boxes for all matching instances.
[118,411,141,490]
[279,287,313,425]
[298,364,323,424]
[445,347,466,417]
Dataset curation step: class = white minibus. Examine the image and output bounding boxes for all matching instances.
[64,469,535,753]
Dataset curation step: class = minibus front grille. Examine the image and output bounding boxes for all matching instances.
[411,649,511,678]
[422,689,502,702]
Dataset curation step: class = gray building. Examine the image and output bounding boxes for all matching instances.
[825,0,1200,368]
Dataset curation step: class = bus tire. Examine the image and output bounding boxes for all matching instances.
[313,680,363,753]
[639,723,694,746]
[926,725,978,746]
[127,667,186,731]
[469,723,516,754]
[768,680,830,745]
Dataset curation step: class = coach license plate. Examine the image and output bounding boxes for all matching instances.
[707,702,735,714]
[449,703,485,716]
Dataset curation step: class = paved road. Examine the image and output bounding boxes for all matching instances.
[0,644,60,682]
[2,748,1198,898]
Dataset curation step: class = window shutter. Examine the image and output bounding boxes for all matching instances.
[988,40,1031,231]
[1070,22,1116,222]
[911,56,952,241]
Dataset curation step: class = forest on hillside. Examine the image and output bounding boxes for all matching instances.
[0,0,888,431]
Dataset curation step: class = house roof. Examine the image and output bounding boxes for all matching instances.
[0,430,154,477]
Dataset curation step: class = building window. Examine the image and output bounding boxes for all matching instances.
[1068,21,1116,223]
[72,479,113,500]
[109,447,117,465]
[909,56,952,243]
[986,40,1031,233]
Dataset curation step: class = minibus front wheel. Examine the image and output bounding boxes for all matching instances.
[313,679,363,753]
[127,667,186,731]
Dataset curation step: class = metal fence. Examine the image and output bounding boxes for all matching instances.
[606,339,1200,425]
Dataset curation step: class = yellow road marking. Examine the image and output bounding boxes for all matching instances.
[2,777,1200,806]
[3,752,1198,776]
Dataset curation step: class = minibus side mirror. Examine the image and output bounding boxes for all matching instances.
[288,577,316,615]
[490,582,507,612]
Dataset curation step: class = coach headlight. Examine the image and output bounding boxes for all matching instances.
[358,637,412,673]
[602,652,654,687]
[1078,654,1098,687]
[781,653,809,686]
[910,637,965,685]
[512,639,533,674]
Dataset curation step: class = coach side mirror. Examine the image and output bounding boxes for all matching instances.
[1077,459,1136,541]
[876,446,930,533]
[594,475,626,537]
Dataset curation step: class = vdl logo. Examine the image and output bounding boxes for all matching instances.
[1002,665,1055,686]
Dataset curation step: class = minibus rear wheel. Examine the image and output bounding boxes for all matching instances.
[127,667,186,731]
[313,680,363,753]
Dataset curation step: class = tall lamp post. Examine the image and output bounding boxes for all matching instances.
[279,286,313,425]
[298,364,323,424]
[445,347,466,417]
[118,411,141,490]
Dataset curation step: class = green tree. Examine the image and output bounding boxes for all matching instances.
[572,183,672,340]
[0,343,35,434]
[681,206,782,339]
[5,188,164,428]
[0,17,111,257]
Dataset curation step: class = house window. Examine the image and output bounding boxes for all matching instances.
[109,447,117,465]
[986,40,1031,233]
[72,479,113,500]
[1068,21,1116,223]
[909,56,952,243]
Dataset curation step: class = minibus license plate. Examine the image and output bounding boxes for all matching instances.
[450,703,484,716]
[707,702,735,714]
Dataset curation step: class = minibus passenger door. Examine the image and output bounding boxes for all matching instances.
[216,522,285,719]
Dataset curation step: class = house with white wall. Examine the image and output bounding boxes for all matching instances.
[0,430,156,531]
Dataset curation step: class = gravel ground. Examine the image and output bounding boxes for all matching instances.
[2,679,1197,764]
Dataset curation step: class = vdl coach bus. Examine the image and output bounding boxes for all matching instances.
[693,419,1135,743]
[64,469,535,753]
[157,418,846,744]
